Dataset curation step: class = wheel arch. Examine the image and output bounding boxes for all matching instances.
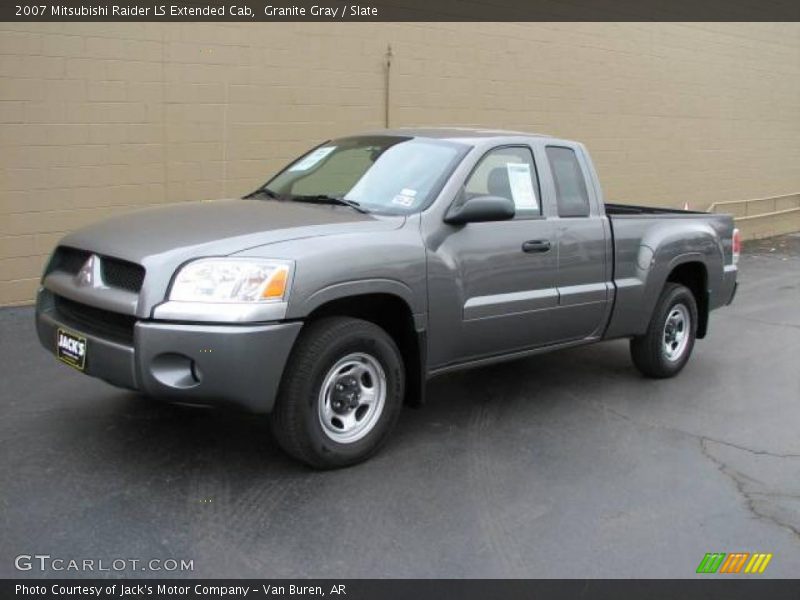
[665,260,709,338]
[299,288,426,407]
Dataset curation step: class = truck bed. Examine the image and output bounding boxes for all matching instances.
[605,202,706,216]
[603,203,737,340]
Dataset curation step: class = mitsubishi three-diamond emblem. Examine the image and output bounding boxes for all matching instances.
[75,254,103,288]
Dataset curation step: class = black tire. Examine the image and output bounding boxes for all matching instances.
[630,283,698,378]
[270,317,404,469]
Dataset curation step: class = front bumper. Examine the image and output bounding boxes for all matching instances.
[35,289,302,413]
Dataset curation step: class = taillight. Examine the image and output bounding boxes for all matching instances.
[732,228,741,265]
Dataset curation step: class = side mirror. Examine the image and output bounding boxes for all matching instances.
[444,195,516,225]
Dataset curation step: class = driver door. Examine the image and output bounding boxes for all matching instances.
[426,145,560,367]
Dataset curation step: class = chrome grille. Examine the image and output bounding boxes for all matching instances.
[46,246,89,276]
[100,259,145,292]
[47,246,145,293]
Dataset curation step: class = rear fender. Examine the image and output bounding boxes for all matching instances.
[606,221,723,338]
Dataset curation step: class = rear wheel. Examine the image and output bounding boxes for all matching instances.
[270,317,404,469]
[630,283,698,378]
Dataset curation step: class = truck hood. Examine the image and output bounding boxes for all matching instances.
[57,198,405,316]
[60,198,404,265]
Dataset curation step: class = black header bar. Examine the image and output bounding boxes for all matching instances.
[4,579,800,600]
[3,0,800,22]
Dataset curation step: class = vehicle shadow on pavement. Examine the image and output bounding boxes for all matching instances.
[76,339,638,474]
[48,338,638,476]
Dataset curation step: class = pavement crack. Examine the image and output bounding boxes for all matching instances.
[720,314,800,330]
[750,491,800,500]
[697,437,800,459]
[584,394,800,543]
[584,395,800,458]
[699,438,800,543]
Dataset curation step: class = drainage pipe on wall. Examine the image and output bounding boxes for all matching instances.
[385,44,393,128]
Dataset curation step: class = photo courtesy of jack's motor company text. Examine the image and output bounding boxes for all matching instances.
[14,583,349,597]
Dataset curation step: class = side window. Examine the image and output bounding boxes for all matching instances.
[464,146,541,218]
[546,146,590,218]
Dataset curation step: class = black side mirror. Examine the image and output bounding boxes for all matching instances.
[444,195,516,225]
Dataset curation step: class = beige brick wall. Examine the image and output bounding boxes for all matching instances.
[1,22,799,305]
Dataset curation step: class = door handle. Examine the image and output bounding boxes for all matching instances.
[522,240,551,253]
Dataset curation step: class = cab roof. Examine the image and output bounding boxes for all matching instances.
[351,127,567,146]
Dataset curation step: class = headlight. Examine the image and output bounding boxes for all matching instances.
[169,258,292,303]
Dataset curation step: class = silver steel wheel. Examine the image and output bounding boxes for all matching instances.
[317,352,387,444]
[662,303,690,361]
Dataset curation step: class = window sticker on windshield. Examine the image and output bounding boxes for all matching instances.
[289,146,336,171]
[506,162,538,210]
[392,188,417,207]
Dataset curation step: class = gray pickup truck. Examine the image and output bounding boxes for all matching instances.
[36,128,739,468]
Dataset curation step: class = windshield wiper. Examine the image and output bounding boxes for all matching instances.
[243,187,279,199]
[289,194,369,214]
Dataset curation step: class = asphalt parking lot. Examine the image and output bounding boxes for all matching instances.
[1,234,798,579]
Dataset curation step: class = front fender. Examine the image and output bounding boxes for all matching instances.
[287,278,422,322]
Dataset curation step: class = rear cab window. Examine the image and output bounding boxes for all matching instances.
[546,146,591,218]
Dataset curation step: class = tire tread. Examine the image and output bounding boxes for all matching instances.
[630,282,698,379]
[270,317,403,469]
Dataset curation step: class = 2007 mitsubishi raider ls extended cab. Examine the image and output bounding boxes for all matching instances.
[36,128,739,468]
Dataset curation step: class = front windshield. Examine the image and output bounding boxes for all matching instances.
[258,136,468,214]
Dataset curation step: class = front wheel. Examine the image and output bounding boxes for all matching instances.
[270,317,404,469]
[630,283,698,378]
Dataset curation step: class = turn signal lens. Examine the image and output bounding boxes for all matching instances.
[262,266,289,299]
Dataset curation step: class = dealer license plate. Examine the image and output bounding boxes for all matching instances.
[56,328,87,371]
